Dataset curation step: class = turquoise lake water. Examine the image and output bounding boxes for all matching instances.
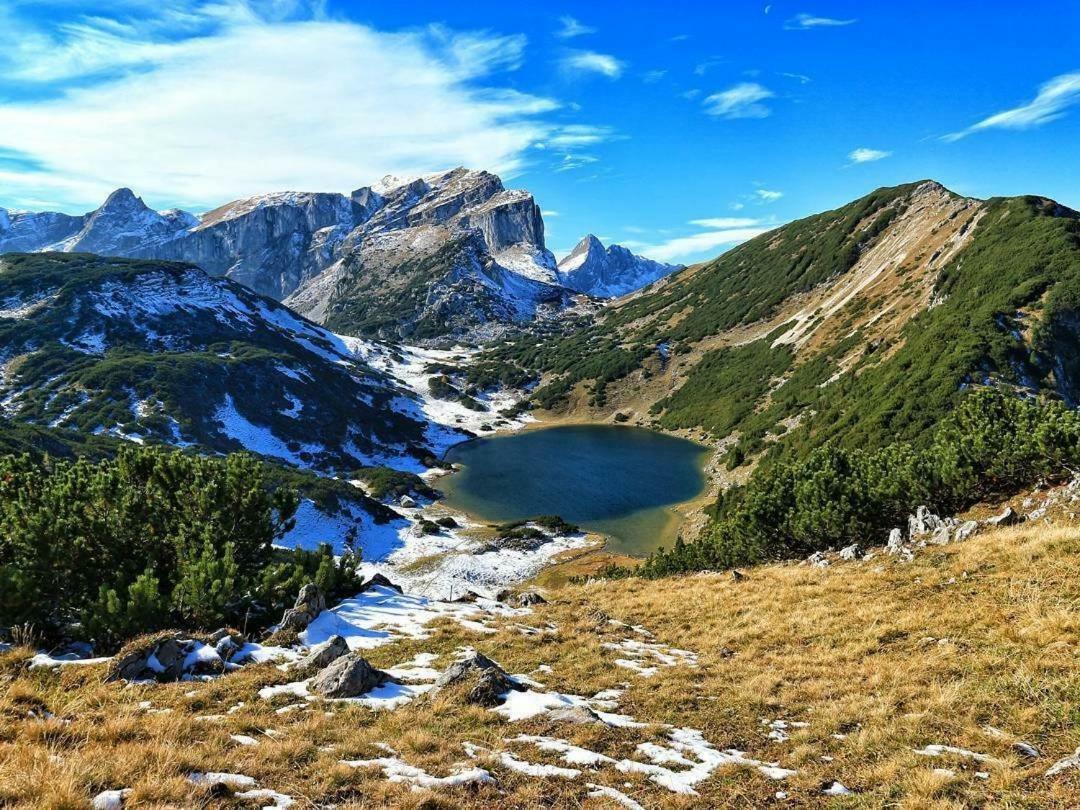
[441,424,710,556]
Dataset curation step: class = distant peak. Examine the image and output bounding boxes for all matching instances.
[100,187,146,210]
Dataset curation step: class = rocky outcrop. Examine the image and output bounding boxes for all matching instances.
[279,583,326,632]
[294,635,349,676]
[558,234,682,298]
[435,652,524,707]
[1,168,578,341]
[309,652,394,698]
[105,632,231,682]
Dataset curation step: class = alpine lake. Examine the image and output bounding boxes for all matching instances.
[440,424,710,556]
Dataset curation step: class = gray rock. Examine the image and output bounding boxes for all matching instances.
[548,705,608,725]
[953,520,979,542]
[435,653,524,707]
[399,495,417,508]
[928,525,952,545]
[279,583,326,631]
[1046,746,1080,776]
[886,527,904,550]
[807,551,830,568]
[1013,741,1041,759]
[517,591,546,607]
[731,569,748,582]
[985,506,1021,527]
[296,635,349,675]
[908,505,947,538]
[839,543,863,561]
[309,653,393,699]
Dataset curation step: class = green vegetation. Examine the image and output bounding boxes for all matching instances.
[636,390,1080,575]
[0,253,428,472]
[354,466,437,501]
[0,446,363,650]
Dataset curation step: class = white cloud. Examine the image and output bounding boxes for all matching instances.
[542,124,619,149]
[0,4,572,210]
[703,82,774,119]
[848,147,892,164]
[634,217,772,263]
[784,13,857,30]
[755,189,783,202]
[689,217,763,228]
[541,209,560,217]
[555,15,595,39]
[555,154,599,172]
[560,50,625,79]
[944,72,1080,141]
[642,69,667,83]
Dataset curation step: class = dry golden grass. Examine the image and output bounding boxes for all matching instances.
[0,522,1076,808]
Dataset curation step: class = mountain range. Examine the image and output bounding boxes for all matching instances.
[0,169,675,342]
[471,180,1080,467]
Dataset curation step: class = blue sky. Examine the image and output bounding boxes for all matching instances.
[0,0,1077,263]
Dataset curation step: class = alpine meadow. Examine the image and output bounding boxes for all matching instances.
[0,3,1077,809]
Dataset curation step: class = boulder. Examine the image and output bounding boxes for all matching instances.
[885,528,906,554]
[436,653,524,707]
[309,653,393,699]
[1046,746,1080,777]
[295,635,349,675]
[279,583,326,632]
[928,525,952,545]
[731,569,748,582]
[1013,741,1041,759]
[517,591,546,607]
[908,505,954,538]
[399,495,417,508]
[985,506,1021,527]
[839,543,863,561]
[953,520,979,543]
[806,551,830,568]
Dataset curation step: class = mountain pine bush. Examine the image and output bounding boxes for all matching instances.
[0,446,361,649]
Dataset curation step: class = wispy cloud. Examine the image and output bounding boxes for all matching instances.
[0,3,579,209]
[780,71,812,84]
[784,12,857,30]
[944,72,1080,141]
[848,147,892,164]
[555,154,599,172]
[560,49,625,79]
[635,217,772,263]
[703,82,774,119]
[689,217,763,228]
[541,209,560,217]
[642,69,667,83]
[542,124,619,149]
[755,189,783,202]
[555,15,596,39]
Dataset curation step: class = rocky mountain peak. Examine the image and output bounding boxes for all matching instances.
[558,235,681,298]
[99,187,144,211]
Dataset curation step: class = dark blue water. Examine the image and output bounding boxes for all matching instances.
[441,425,709,556]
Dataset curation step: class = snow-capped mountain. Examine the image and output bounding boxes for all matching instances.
[0,168,575,341]
[557,235,683,298]
[0,252,444,472]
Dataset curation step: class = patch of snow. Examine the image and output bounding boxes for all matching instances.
[340,756,495,790]
[585,783,645,810]
[914,744,999,764]
[187,772,257,790]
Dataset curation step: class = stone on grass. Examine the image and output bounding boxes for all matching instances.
[517,591,546,607]
[986,506,1021,527]
[549,705,608,725]
[953,520,979,543]
[436,653,524,707]
[839,544,862,561]
[309,653,394,699]
[1013,741,1041,759]
[295,635,349,676]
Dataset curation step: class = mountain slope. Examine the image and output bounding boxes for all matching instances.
[471,181,1080,462]
[0,169,577,341]
[0,253,435,472]
[557,234,682,297]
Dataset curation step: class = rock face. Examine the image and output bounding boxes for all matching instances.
[1,167,578,341]
[557,234,682,298]
[309,653,393,698]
